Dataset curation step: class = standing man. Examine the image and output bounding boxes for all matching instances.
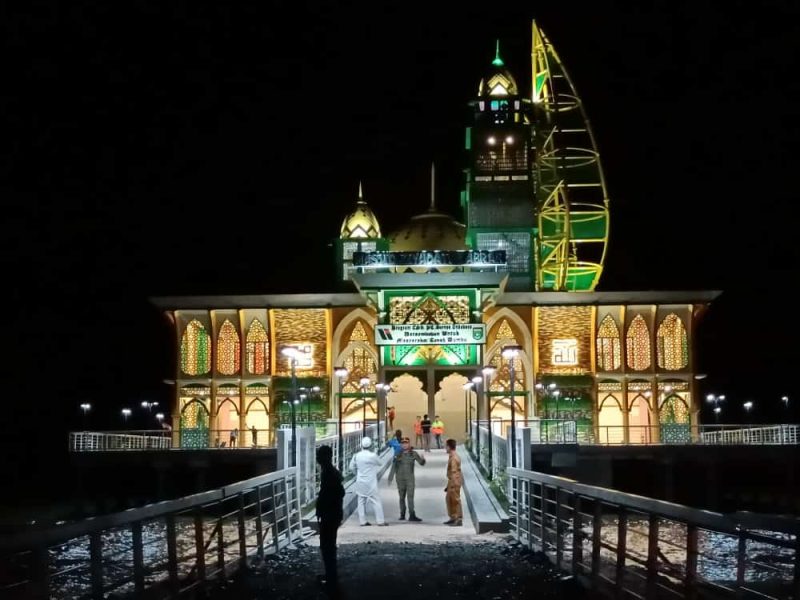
[349,437,388,526]
[229,427,238,448]
[250,425,258,447]
[315,445,344,590]
[414,416,423,448]
[387,436,425,521]
[432,415,445,449]
[443,438,463,526]
[421,414,432,452]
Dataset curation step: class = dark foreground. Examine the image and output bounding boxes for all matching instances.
[211,540,588,600]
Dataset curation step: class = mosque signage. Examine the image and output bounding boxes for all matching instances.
[375,324,487,346]
[353,250,506,268]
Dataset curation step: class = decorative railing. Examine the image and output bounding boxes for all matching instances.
[0,468,303,599]
[507,467,799,600]
[700,425,799,445]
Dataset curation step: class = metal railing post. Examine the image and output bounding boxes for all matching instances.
[237,494,247,569]
[686,524,698,600]
[572,495,583,576]
[646,514,659,599]
[254,487,265,558]
[132,521,145,595]
[89,531,104,600]
[555,487,564,569]
[591,501,602,583]
[166,514,179,595]
[193,512,207,589]
[615,507,627,597]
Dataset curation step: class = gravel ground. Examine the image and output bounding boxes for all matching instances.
[211,537,589,600]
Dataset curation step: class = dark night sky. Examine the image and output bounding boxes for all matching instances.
[3,1,799,480]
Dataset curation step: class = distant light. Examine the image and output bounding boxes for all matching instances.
[501,345,522,359]
[471,376,482,384]
[713,407,721,414]
[334,366,349,378]
[155,412,164,420]
[548,383,557,390]
[535,383,544,390]
[463,382,474,390]
[80,403,91,411]
[359,377,371,387]
[121,408,131,416]
[487,136,496,145]
[481,366,496,376]
[505,136,514,144]
[694,374,707,380]
[706,394,715,402]
[743,401,753,411]
[282,346,300,358]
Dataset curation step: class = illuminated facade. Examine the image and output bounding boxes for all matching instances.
[152,21,717,447]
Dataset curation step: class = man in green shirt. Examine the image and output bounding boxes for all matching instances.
[387,437,426,521]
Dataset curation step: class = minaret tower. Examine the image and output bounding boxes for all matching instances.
[462,41,536,291]
[335,182,386,285]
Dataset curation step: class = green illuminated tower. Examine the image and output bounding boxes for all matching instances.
[463,24,611,291]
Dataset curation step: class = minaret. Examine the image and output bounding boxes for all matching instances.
[335,182,387,286]
[461,41,535,291]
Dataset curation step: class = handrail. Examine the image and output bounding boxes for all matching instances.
[507,466,800,600]
[0,468,304,599]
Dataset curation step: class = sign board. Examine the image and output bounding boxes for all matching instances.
[353,249,506,268]
[375,324,486,346]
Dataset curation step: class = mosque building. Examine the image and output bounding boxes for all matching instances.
[151,22,718,448]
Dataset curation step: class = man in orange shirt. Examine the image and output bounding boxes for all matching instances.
[413,416,423,447]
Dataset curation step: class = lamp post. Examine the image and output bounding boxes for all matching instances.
[121,408,131,424]
[471,375,482,454]
[482,365,496,478]
[282,346,300,467]
[334,367,348,471]
[713,406,721,422]
[310,386,320,424]
[377,383,390,442]
[743,400,753,423]
[781,396,789,410]
[705,393,726,422]
[502,345,522,468]
[359,377,371,436]
[462,382,474,437]
[80,403,91,430]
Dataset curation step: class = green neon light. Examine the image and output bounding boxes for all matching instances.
[492,40,504,67]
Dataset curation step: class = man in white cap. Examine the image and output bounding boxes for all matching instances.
[349,436,387,526]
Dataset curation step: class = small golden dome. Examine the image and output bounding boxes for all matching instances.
[478,41,518,97]
[388,209,467,252]
[340,183,382,239]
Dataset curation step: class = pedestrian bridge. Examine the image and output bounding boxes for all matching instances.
[2,435,798,600]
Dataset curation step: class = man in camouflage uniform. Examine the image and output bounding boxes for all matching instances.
[387,436,426,521]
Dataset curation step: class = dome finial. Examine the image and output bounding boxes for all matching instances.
[358,180,364,202]
[492,39,504,67]
[430,162,436,211]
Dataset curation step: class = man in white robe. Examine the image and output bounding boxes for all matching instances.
[349,437,387,526]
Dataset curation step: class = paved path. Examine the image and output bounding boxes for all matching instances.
[335,448,481,545]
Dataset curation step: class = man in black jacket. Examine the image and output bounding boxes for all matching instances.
[316,445,344,588]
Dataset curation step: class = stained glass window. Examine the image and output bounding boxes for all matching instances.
[656,314,688,370]
[626,315,651,371]
[488,325,524,410]
[217,320,240,375]
[181,320,211,376]
[659,396,689,424]
[389,294,470,325]
[596,315,621,371]
[342,321,377,393]
[496,319,515,341]
[246,319,269,375]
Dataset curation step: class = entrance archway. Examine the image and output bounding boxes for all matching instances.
[385,373,427,440]
[435,373,470,442]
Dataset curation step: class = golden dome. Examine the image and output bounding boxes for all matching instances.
[340,182,382,239]
[478,41,518,97]
[389,208,467,252]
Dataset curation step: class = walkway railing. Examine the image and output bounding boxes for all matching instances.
[70,430,172,451]
[0,468,303,599]
[507,467,799,600]
[700,425,799,445]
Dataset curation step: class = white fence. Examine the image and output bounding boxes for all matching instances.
[70,431,172,451]
[700,424,799,445]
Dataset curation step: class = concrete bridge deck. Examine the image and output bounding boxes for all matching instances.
[213,449,582,599]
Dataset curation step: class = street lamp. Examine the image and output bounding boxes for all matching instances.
[482,365,496,479]
[334,366,348,471]
[282,346,301,466]
[310,386,320,424]
[141,400,159,413]
[502,345,522,468]
[743,400,754,423]
[80,403,91,430]
[121,408,131,424]
[713,406,721,422]
[377,383,391,441]
[471,375,482,452]
[781,396,789,409]
[462,382,474,436]
[359,377,371,435]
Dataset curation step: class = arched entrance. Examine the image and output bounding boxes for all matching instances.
[597,394,624,444]
[385,373,427,440]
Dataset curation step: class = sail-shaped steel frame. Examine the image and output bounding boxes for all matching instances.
[531,20,610,291]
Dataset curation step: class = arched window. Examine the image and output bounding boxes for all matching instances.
[341,322,377,393]
[181,320,211,376]
[488,321,525,411]
[626,315,651,371]
[657,314,688,370]
[217,320,240,375]
[596,315,621,371]
[246,319,269,375]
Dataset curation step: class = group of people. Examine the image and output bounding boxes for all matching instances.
[413,414,446,451]
[314,428,464,591]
